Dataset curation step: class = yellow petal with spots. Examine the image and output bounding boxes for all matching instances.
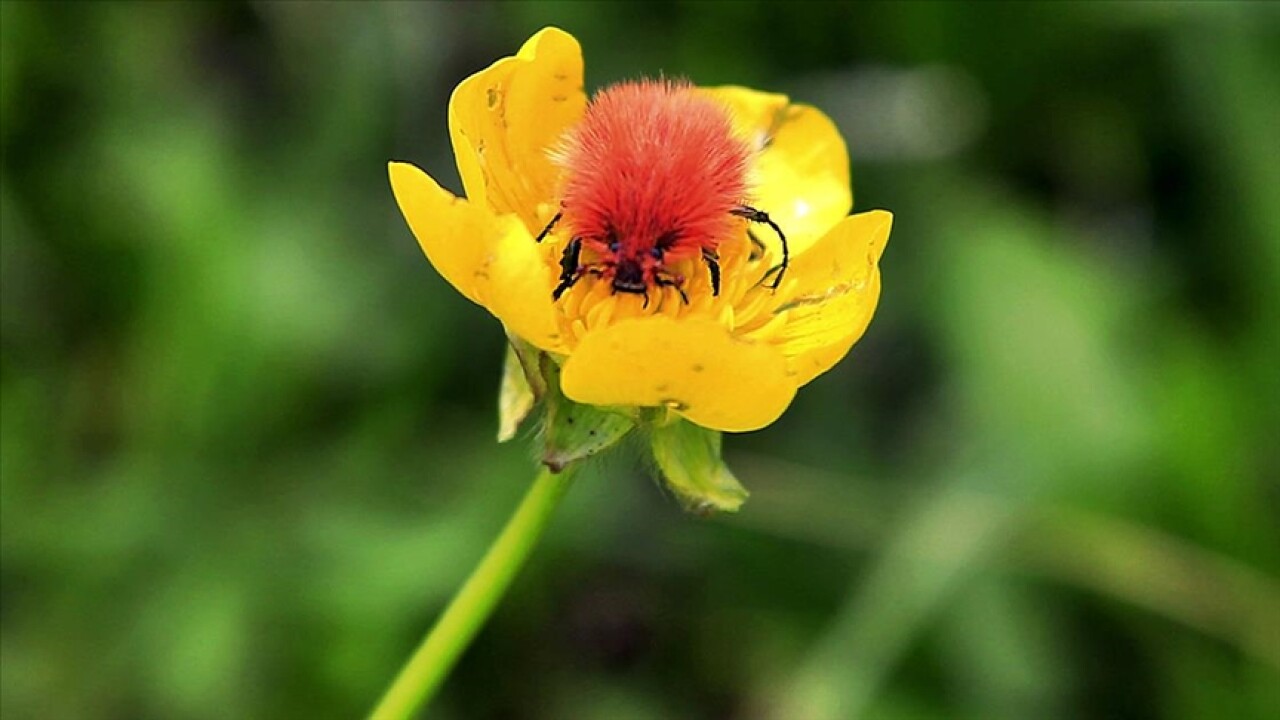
[702,86,852,257]
[784,272,882,387]
[449,27,585,235]
[388,161,565,352]
[388,161,510,304]
[771,210,891,386]
[560,316,796,433]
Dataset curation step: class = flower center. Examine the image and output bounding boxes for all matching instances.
[540,217,788,348]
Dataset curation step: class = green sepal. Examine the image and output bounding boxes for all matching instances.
[496,336,545,443]
[649,418,747,514]
[539,354,636,472]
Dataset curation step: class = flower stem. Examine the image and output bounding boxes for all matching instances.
[368,463,579,720]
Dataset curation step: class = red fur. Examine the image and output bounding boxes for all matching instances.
[553,79,751,287]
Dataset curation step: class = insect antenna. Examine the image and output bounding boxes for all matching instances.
[534,211,562,244]
[732,206,788,289]
[701,249,721,296]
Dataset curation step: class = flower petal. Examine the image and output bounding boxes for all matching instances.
[449,27,586,235]
[771,210,891,386]
[784,272,882,387]
[702,86,852,256]
[389,160,509,305]
[702,86,789,145]
[484,229,567,352]
[541,357,636,472]
[389,161,566,352]
[560,316,796,433]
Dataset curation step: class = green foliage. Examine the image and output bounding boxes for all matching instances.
[2,2,1277,719]
[649,416,747,514]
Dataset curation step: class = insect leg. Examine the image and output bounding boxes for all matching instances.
[534,211,563,244]
[700,249,721,296]
[654,274,690,305]
[552,237,582,300]
[732,205,788,289]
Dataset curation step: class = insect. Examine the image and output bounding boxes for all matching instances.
[535,79,788,306]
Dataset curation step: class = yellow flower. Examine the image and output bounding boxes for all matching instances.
[389,27,890,433]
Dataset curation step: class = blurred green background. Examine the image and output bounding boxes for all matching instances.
[2,2,1278,719]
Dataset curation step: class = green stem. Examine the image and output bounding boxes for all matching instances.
[368,463,579,720]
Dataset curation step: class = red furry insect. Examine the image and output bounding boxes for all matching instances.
[536,79,788,304]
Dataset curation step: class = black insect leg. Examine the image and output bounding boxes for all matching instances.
[654,274,690,304]
[534,211,562,244]
[732,205,789,289]
[611,281,653,309]
[551,237,582,300]
[701,249,721,296]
